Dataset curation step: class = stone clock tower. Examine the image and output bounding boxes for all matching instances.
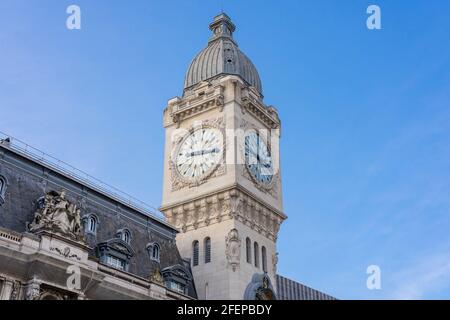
[160,13,286,300]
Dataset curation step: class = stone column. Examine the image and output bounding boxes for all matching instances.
[0,279,14,300]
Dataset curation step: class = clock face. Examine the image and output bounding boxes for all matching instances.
[245,132,273,185]
[176,128,223,181]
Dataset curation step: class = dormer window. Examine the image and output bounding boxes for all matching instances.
[83,214,98,235]
[117,229,132,244]
[147,242,161,262]
[161,265,192,296]
[97,238,134,272]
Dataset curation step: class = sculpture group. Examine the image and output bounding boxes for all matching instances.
[29,189,83,241]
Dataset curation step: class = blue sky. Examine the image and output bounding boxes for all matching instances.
[1,0,450,299]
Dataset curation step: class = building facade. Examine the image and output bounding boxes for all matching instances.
[0,138,197,300]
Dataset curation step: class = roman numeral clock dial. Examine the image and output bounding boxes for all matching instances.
[245,132,274,185]
[175,128,223,182]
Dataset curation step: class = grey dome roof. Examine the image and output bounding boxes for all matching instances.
[184,13,263,95]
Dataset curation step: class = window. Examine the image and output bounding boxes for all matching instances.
[204,237,211,264]
[118,229,131,244]
[86,215,98,234]
[106,255,126,271]
[151,243,160,261]
[246,237,252,264]
[192,241,199,266]
[97,238,133,272]
[262,246,267,272]
[146,242,161,262]
[254,242,259,268]
[167,281,186,294]
[161,265,192,297]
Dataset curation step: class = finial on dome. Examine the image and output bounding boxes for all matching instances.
[209,13,236,44]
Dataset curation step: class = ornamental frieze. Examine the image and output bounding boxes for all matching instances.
[162,188,285,241]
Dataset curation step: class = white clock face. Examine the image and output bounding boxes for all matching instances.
[176,128,223,181]
[245,132,273,185]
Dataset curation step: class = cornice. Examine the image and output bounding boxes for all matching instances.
[160,184,287,241]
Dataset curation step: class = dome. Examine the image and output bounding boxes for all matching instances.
[184,13,263,95]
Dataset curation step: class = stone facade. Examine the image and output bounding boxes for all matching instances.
[0,140,197,300]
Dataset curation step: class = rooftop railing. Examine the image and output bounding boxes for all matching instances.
[0,131,166,222]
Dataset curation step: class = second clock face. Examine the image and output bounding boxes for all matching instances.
[176,128,223,181]
[245,132,273,185]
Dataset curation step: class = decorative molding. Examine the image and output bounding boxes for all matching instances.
[272,252,279,275]
[169,83,225,127]
[50,246,81,261]
[149,268,165,286]
[240,87,280,130]
[162,188,285,241]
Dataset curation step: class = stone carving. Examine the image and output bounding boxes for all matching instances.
[28,190,84,241]
[272,252,279,275]
[225,228,241,271]
[50,246,81,261]
[162,188,285,241]
[24,281,41,300]
[244,273,277,300]
[149,268,165,286]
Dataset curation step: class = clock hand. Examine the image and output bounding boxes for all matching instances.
[186,148,220,157]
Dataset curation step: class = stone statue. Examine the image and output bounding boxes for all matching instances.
[225,228,241,271]
[28,189,84,241]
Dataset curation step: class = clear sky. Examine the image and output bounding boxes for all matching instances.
[1,0,449,300]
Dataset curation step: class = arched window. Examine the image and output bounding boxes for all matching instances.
[146,242,161,262]
[119,229,131,244]
[151,243,160,261]
[254,242,259,268]
[246,237,252,264]
[192,240,199,266]
[204,237,211,264]
[86,215,98,234]
[262,246,267,272]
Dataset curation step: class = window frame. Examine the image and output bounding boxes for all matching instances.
[262,246,267,272]
[254,242,259,268]
[84,214,98,235]
[192,240,199,267]
[146,242,161,262]
[246,237,252,264]
[204,237,211,264]
[117,228,132,244]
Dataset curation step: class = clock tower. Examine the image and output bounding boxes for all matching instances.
[160,13,286,300]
